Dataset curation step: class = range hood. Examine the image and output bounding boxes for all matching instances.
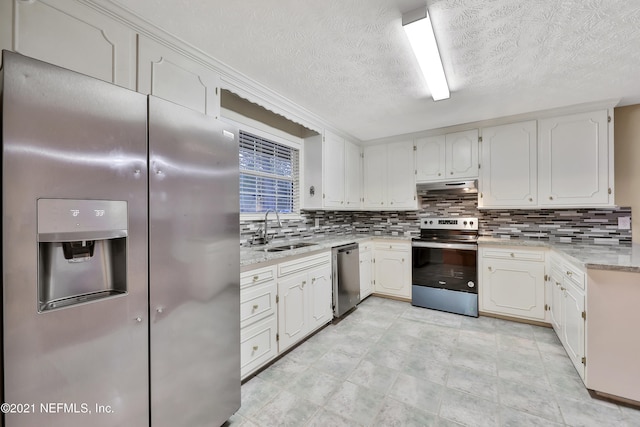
[417,179,478,193]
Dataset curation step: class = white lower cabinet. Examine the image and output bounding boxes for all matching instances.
[277,271,308,352]
[277,251,332,353]
[240,317,278,380]
[307,264,333,331]
[359,242,374,300]
[373,242,411,299]
[240,265,278,379]
[549,253,586,381]
[479,247,546,321]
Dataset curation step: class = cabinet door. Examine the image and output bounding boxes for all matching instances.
[277,272,308,352]
[344,140,362,208]
[479,121,537,208]
[446,130,478,179]
[374,245,411,298]
[549,267,564,336]
[538,110,610,206]
[307,264,333,331]
[13,0,136,89]
[138,35,221,117]
[563,279,585,380]
[323,132,345,208]
[387,141,417,209]
[362,144,387,208]
[359,247,373,299]
[415,135,445,182]
[481,259,546,320]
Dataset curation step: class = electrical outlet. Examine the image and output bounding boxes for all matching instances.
[618,216,631,230]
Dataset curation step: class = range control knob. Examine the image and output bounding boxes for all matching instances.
[463,221,468,225]
[467,281,475,288]
[470,221,474,226]
[429,220,433,224]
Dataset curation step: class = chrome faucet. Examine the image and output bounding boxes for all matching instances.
[263,210,282,243]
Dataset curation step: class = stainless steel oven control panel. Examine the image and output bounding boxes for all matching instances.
[419,217,478,230]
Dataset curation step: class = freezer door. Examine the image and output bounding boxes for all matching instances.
[1,51,149,426]
[148,96,240,426]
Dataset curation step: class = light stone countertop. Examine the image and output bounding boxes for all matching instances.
[478,237,640,273]
[240,233,412,270]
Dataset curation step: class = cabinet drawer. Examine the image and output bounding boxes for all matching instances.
[482,248,545,262]
[373,242,410,252]
[240,315,277,379]
[359,242,372,252]
[550,252,585,289]
[562,263,585,289]
[278,251,331,277]
[241,265,276,289]
[241,281,277,328]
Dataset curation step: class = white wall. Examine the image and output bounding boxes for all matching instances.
[614,104,640,243]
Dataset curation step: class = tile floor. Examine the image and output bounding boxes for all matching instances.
[227,296,640,427]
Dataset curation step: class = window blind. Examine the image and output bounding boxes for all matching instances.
[239,130,299,214]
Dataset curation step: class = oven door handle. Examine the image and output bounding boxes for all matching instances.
[412,241,478,251]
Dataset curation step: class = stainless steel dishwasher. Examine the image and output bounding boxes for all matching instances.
[332,242,360,318]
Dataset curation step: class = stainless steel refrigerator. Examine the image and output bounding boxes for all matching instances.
[1,51,240,427]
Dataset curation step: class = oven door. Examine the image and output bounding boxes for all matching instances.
[411,241,477,293]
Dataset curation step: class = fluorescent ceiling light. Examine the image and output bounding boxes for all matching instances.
[402,7,450,101]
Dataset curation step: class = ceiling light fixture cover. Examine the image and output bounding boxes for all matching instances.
[402,6,450,101]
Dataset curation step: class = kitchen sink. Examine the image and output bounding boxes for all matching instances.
[261,242,318,252]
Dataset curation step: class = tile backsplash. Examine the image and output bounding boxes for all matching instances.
[240,191,632,245]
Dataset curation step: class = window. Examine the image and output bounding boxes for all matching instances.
[239,130,299,214]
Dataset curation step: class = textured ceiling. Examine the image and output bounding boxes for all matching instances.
[110,0,640,141]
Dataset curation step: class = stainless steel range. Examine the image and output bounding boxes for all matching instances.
[411,217,479,317]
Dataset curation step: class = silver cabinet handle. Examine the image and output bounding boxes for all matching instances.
[566,271,573,276]
[488,266,493,271]
[312,278,316,283]
[135,317,142,323]
[549,196,554,200]
[252,304,258,311]
[252,345,258,351]
[510,253,515,257]
[253,275,259,282]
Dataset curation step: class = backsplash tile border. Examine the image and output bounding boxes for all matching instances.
[240,191,632,245]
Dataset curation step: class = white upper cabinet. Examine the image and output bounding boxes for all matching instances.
[303,131,362,210]
[363,141,417,210]
[416,130,478,182]
[415,135,445,181]
[138,35,221,117]
[11,0,136,89]
[387,141,417,209]
[446,130,479,179]
[538,110,613,207]
[362,144,389,209]
[479,121,537,208]
[344,140,362,208]
[322,131,345,208]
